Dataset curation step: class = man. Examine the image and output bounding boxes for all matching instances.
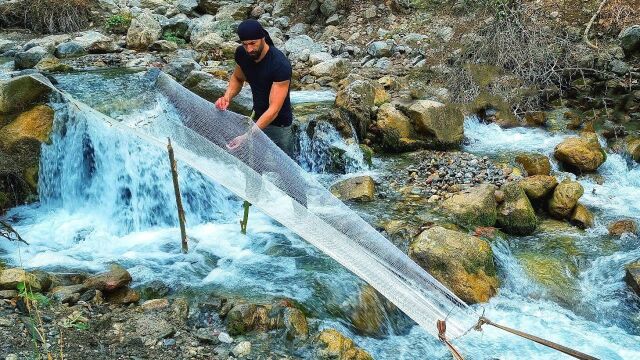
[215,19,294,157]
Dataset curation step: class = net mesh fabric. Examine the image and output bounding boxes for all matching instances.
[36,71,478,339]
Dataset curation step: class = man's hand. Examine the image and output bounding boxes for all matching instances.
[215,96,230,110]
[226,133,248,151]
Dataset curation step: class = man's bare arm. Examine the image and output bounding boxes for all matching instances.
[254,80,290,130]
[216,65,246,110]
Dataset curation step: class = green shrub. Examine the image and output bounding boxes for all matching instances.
[163,30,186,45]
[105,13,132,34]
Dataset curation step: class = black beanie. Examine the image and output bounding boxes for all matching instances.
[237,19,274,46]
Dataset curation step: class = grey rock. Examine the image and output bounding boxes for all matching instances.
[182,71,253,115]
[284,35,324,58]
[326,14,341,26]
[175,0,198,14]
[287,23,309,37]
[23,35,70,52]
[610,59,630,75]
[164,57,201,82]
[127,10,162,49]
[14,46,48,70]
[159,13,191,39]
[320,0,338,17]
[364,5,377,19]
[0,39,16,53]
[218,332,233,344]
[367,40,394,58]
[619,25,640,55]
[55,42,87,59]
[73,31,118,53]
[310,58,350,79]
[149,40,179,52]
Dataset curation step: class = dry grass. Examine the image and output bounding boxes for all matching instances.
[598,0,640,34]
[0,0,94,33]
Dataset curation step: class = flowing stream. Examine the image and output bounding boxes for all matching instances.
[1,69,640,359]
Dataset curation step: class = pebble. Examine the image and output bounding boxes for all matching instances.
[218,332,233,344]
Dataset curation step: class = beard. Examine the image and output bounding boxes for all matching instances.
[248,42,264,60]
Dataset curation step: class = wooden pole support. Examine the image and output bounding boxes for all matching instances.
[167,138,188,253]
[240,201,251,234]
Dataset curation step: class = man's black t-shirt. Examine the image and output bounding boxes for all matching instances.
[234,45,293,127]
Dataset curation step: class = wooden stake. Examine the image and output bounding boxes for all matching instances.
[240,201,251,234]
[167,138,188,253]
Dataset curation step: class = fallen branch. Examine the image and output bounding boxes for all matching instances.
[584,0,609,49]
[0,219,29,245]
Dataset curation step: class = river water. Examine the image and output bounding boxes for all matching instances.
[1,69,639,359]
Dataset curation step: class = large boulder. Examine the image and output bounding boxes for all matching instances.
[515,153,551,176]
[554,133,606,173]
[55,42,87,58]
[283,35,325,59]
[335,79,375,140]
[404,100,464,148]
[23,35,70,53]
[548,179,583,219]
[316,329,373,360]
[347,285,407,338]
[126,10,162,50]
[182,71,253,115]
[441,184,497,228]
[519,175,558,201]
[375,103,416,151]
[330,176,375,202]
[193,32,224,50]
[625,260,640,296]
[0,75,51,114]
[0,104,54,150]
[409,226,498,304]
[496,182,537,235]
[310,58,351,80]
[619,25,640,56]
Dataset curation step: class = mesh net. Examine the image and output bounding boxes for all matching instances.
[34,71,479,339]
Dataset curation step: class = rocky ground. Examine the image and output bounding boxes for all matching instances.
[0,264,375,360]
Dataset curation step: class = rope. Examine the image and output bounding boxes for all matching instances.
[437,320,465,360]
[475,317,600,360]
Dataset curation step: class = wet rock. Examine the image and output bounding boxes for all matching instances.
[471,92,519,128]
[0,268,42,291]
[519,175,558,200]
[14,46,48,70]
[232,341,251,358]
[554,133,606,173]
[139,279,170,299]
[523,111,546,127]
[518,253,578,303]
[171,297,189,324]
[283,307,308,340]
[163,57,200,82]
[310,58,351,80]
[225,303,269,336]
[515,153,551,176]
[619,25,640,56]
[34,56,73,73]
[375,103,416,151]
[626,136,640,163]
[441,184,497,228]
[183,71,253,115]
[409,226,498,304]
[194,328,220,344]
[335,79,375,140]
[570,203,594,229]
[316,329,373,360]
[83,264,132,293]
[330,176,375,202]
[548,179,584,219]
[404,100,464,148]
[608,219,638,236]
[625,261,640,296]
[496,182,537,235]
[0,104,54,151]
[126,10,162,50]
[0,39,16,53]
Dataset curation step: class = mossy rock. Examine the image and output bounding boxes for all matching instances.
[496,182,537,235]
[409,226,498,304]
[441,184,497,228]
[518,252,579,304]
[316,329,373,360]
[554,133,606,173]
[549,179,584,219]
[515,153,551,176]
[470,91,518,128]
